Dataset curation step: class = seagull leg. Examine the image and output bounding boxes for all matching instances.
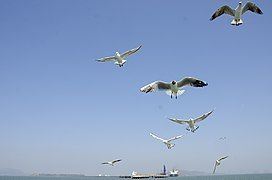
[171,93,172,99]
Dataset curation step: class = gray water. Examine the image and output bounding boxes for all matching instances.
[0,174,272,180]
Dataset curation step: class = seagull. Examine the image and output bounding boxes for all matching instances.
[168,110,214,133]
[210,1,263,26]
[96,45,142,67]
[102,159,122,166]
[219,137,227,141]
[140,77,208,99]
[150,133,183,149]
[213,156,228,174]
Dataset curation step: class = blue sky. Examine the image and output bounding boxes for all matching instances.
[0,0,272,176]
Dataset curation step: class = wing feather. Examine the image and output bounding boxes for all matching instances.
[168,135,183,142]
[150,133,165,142]
[96,56,116,62]
[194,110,214,123]
[210,5,235,21]
[140,81,170,93]
[218,156,228,161]
[168,118,188,125]
[177,77,208,88]
[242,2,263,15]
[212,162,217,174]
[120,45,142,59]
[112,159,122,164]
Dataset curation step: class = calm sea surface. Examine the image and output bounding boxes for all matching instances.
[0,174,272,180]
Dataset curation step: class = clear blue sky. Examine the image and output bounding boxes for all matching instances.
[0,0,272,176]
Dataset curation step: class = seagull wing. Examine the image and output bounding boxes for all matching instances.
[194,110,214,123]
[210,5,235,21]
[218,156,228,161]
[102,162,109,165]
[168,118,189,125]
[150,133,165,142]
[212,162,217,174]
[96,56,116,62]
[112,159,122,164]
[177,77,208,88]
[140,81,171,93]
[120,45,142,59]
[168,135,183,142]
[242,2,263,15]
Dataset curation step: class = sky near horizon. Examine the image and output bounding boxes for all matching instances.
[0,0,272,176]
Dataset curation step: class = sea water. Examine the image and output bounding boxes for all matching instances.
[0,174,272,180]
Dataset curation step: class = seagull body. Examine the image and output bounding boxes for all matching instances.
[210,2,263,26]
[168,110,214,132]
[96,45,142,67]
[213,156,228,174]
[140,77,208,99]
[102,159,122,166]
[150,133,183,149]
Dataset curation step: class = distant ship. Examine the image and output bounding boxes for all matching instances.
[169,169,179,177]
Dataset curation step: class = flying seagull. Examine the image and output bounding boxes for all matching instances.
[102,159,122,166]
[168,110,214,132]
[210,1,263,26]
[140,77,208,99]
[96,45,142,67]
[150,133,183,149]
[219,137,227,141]
[213,156,228,174]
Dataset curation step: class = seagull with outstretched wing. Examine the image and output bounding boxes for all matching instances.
[210,1,263,26]
[96,45,142,67]
[102,159,122,166]
[140,77,208,99]
[150,133,183,149]
[168,110,214,132]
[213,156,228,174]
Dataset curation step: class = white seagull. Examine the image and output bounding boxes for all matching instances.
[150,133,183,149]
[96,45,142,67]
[140,77,208,99]
[210,1,263,26]
[213,156,228,174]
[168,110,214,133]
[102,159,122,166]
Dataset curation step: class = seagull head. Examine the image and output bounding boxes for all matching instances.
[115,52,120,56]
[171,81,177,85]
[238,2,242,5]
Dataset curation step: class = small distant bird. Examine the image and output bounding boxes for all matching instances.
[210,1,263,26]
[219,137,227,141]
[168,110,214,133]
[96,45,142,67]
[140,77,208,99]
[213,156,228,174]
[102,159,122,166]
[150,133,183,149]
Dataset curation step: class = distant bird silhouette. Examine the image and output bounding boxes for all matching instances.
[96,45,142,67]
[213,156,228,174]
[150,133,183,149]
[102,159,122,166]
[168,110,214,132]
